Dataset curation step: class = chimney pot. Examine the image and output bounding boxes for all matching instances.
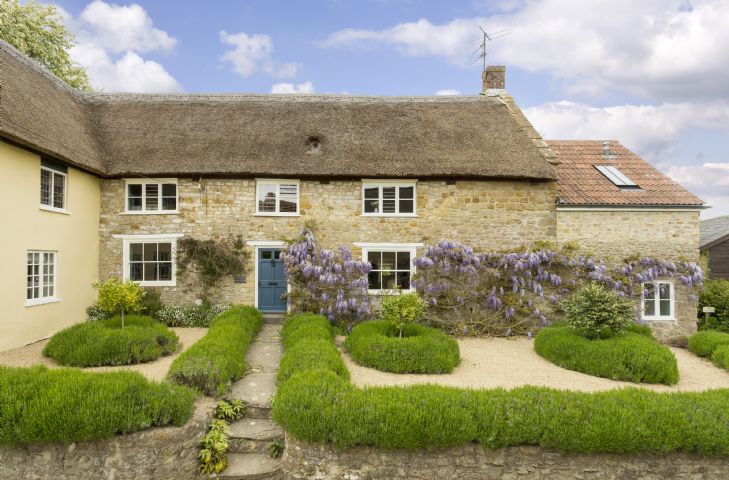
[603,141,611,157]
[482,65,506,92]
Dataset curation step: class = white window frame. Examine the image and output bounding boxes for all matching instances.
[123,178,179,214]
[361,179,417,217]
[641,281,675,321]
[40,166,67,213]
[26,250,59,307]
[355,242,423,294]
[254,179,300,216]
[116,234,183,287]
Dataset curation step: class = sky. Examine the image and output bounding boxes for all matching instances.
[50,0,729,218]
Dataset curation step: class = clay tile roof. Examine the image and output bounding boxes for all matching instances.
[549,140,704,207]
[0,39,556,181]
[701,215,729,249]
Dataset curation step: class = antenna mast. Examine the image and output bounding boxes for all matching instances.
[472,26,511,71]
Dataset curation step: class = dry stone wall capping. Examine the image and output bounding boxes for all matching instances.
[283,434,729,480]
[0,398,215,480]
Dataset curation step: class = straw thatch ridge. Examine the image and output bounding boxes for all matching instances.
[0,39,556,181]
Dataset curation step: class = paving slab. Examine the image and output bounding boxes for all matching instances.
[229,418,283,442]
[231,372,277,409]
[246,341,283,374]
[215,453,281,479]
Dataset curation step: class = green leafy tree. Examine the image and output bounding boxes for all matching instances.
[95,278,145,328]
[698,279,729,332]
[561,282,634,339]
[0,0,91,90]
[380,292,426,338]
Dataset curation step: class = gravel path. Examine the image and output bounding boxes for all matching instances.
[342,336,729,392]
[0,327,207,382]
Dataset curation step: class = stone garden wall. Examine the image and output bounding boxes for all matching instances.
[284,434,729,480]
[0,398,215,480]
[99,178,557,305]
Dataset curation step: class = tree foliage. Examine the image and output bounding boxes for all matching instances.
[380,292,426,338]
[0,0,91,90]
[562,282,634,339]
[94,278,145,328]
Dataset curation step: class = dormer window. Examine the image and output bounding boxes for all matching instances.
[124,179,178,214]
[595,165,639,189]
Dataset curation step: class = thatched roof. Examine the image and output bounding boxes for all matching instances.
[550,140,704,208]
[0,39,556,180]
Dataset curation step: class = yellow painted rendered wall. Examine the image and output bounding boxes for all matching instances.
[0,141,100,352]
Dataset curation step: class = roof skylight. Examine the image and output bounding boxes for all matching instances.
[595,165,639,188]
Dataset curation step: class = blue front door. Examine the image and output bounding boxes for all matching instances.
[258,248,286,312]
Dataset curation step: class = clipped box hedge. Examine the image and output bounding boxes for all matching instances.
[344,320,460,374]
[272,312,729,455]
[688,330,729,358]
[43,315,179,367]
[167,305,262,396]
[534,325,679,385]
[0,366,196,445]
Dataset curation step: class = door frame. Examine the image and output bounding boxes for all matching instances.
[247,241,290,312]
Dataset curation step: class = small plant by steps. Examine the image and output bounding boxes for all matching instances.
[199,399,246,475]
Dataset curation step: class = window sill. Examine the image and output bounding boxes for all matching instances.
[39,205,69,215]
[368,289,415,296]
[25,297,61,307]
[361,213,418,218]
[253,212,301,217]
[120,211,179,215]
[642,317,676,322]
[132,281,177,287]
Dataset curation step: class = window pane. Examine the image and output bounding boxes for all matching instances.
[161,197,177,211]
[128,184,142,197]
[660,300,671,317]
[130,243,143,261]
[279,184,298,213]
[382,251,396,270]
[53,173,65,209]
[261,250,272,259]
[364,187,379,199]
[396,251,411,270]
[368,271,381,289]
[397,271,411,290]
[382,187,396,213]
[40,169,52,206]
[144,262,158,281]
[145,184,159,211]
[659,284,671,300]
[364,199,379,213]
[162,184,176,196]
[159,262,172,281]
[143,243,158,261]
[130,262,143,280]
[128,197,143,211]
[643,284,655,317]
[158,243,172,262]
[257,184,277,212]
[368,251,381,270]
[381,272,396,290]
[399,199,414,213]
[399,186,414,199]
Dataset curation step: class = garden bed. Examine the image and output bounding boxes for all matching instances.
[0,327,206,381]
[340,336,729,392]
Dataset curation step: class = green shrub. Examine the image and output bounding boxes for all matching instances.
[0,366,195,445]
[157,303,231,327]
[698,279,729,332]
[380,292,426,337]
[167,306,262,396]
[534,326,678,385]
[711,345,729,370]
[280,312,333,350]
[561,282,634,339]
[344,320,460,374]
[273,370,729,453]
[94,278,145,327]
[278,339,349,384]
[688,330,729,358]
[43,315,179,367]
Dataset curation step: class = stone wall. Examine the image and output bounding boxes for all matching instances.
[0,398,214,480]
[556,209,700,262]
[557,209,701,339]
[99,178,557,305]
[284,435,729,480]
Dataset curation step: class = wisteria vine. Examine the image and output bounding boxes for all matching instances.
[282,229,371,323]
[413,240,703,336]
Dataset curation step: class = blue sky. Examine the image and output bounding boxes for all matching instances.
[52,0,729,217]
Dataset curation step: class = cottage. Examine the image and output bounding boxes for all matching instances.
[700,215,729,280]
[0,39,703,351]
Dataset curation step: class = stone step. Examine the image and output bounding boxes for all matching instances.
[262,314,285,325]
[214,453,282,480]
[231,372,277,412]
[246,339,283,374]
[228,419,284,454]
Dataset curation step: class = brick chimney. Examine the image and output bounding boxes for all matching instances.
[482,65,505,92]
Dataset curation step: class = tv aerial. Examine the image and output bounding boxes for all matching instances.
[472,26,511,70]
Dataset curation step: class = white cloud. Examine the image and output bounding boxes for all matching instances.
[60,1,181,92]
[321,0,729,101]
[436,89,461,95]
[663,163,729,218]
[220,31,298,79]
[271,82,315,94]
[77,0,176,53]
